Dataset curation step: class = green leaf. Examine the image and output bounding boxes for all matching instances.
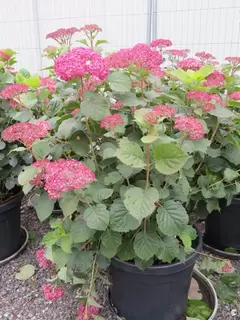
[124,187,159,221]
[86,182,113,203]
[117,240,135,261]
[15,264,35,280]
[19,92,37,108]
[200,258,224,272]
[56,118,82,139]
[197,65,215,78]
[0,72,14,83]
[42,229,61,246]
[110,199,140,232]
[52,247,69,269]
[68,249,93,273]
[153,144,188,175]
[0,140,6,150]
[107,71,131,93]
[156,237,180,263]
[215,282,237,303]
[8,146,26,154]
[114,92,146,107]
[13,110,32,122]
[168,69,190,82]
[84,204,110,230]
[179,225,197,248]
[158,188,170,199]
[135,257,154,270]
[34,192,55,221]
[61,235,73,253]
[101,231,122,258]
[133,230,160,261]
[104,171,122,185]
[100,142,117,160]
[141,135,158,143]
[156,200,189,236]
[115,137,145,168]
[31,140,52,160]
[186,300,212,320]
[59,192,79,217]
[69,131,89,156]
[70,219,94,243]
[81,91,110,121]
[24,76,40,88]
[224,168,239,182]
[95,39,109,46]
[209,104,235,118]
[18,166,41,185]
[192,139,211,154]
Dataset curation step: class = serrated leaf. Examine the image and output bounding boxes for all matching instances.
[209,104,235,118]
[117,241,135,261]
[224,168,239,182]
[81,91,110,121]
[124,187,159,221]
[15,264,35,280]
[104,171,122,185]
[61,235,73,253]
[108,71,131,93]
[135,257,154,270]
[179,226,197,248]
[133,231,160,261]
[59,192,79,217]
[84,204,110,230]
[68,249,93,273]
[31,140,52,160]
[156,200,189,236]
[0,140,6,150]
[117,164,135,178]
[153,144,188,175]
[158,188,170,199]
[110,199,140,232]
[101,231,122,258]
[69,132,90,156]
[18,166,41,185]
[87,183,113,203]
[19,92,37,108]
[115,137,145,168]
[70,219,94,243]
[56,118,82,139]
[34,192,55,221]
[156,237,180,263]
[52,247,69,269]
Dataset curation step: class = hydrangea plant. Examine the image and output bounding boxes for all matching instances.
[5,33,240,318]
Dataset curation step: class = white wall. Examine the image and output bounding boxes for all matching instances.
[0,0,239,72]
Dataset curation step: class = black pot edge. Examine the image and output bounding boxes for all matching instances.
[0,190,23,213]
[108,269,218,320]
[111,226,203,275]
[0,226,29,265]
[203,242,240,260]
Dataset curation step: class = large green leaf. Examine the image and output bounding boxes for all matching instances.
[56,118,82,139]
[67,249,93,273]
[86,182,113,203]
[156,200,189,236]
[52,247,69,269]
[70,219,94,243]
[59,192,79,217]
[124,187,159,221]
[117,240,136,261]
[61,235,73,253]
[115,137,145,168]
[81,91,110,121]
[100,142,117,160]
[224,168,239,182]
[110,199,140,232]
[69,131,89,156]
[133,230,160,261]
[84,204,110,230]
[15,264,35,280]
[24,76,40,88]
[209,104,235,118]
[34,191,55,221]
[19,92,38,108]
[0,72,14,83]
[179,225,197,248]
[101,230,122,258]
[104,171,122,185]
[153,144,188,174]
[107,71,131,92]
[18,166,41,185]
[156,237,180,263]
[114,92,146,107]
[31,140,52,160]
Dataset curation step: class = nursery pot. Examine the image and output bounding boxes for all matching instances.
[0,191,23,260]
[204,197,240,251]
[109,230,202,320]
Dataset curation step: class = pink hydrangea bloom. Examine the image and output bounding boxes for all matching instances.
[109,101,122,109]
[0,50,10,61]
[46,27,79,45]
[174,116,204,140]
[143,111,159,125]
[40,77,56,94]
[150,39,172,49]
[177,58,203,71]
[165,49,190,58]
[230,92,240,101]
[188,91,211,103]
[100,114,124,131]
[202,103,216,112]
[1,84,28,100]
[8,100,19,109]
[203,70,225,87]
[42,284,64,301]
[195,51,216,61]
[31,159,50,187]
[79,24,102,33]
[71,108,80,116]
[35,159,96,200]
[104,48,133,69]
[210,94,224,105]
[2,122,50,147]
[77,303,100,320]
[144,105,176,125]
[54,47,109,82]
[33,120,51,132]
[36,248,53,269]
[222,261,233,273]
[225,56,240,65]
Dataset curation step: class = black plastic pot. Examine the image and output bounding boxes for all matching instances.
[204,198,240,251]
[0,191,23,261]
[109,231,202,320]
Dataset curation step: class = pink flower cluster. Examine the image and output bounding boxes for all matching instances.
[165,49,190,59]
[177,58,203,71]
[36,248,53,269]
[71,108,80,116]
[174,116,204,140]
[203,70,225,87]
[31,159,95,199]
[195,51,216,61]
[1,84,28,100]
[54,47,109,82]
[100,114,124,131]
[144,105,176,125]
[79,24,102,33]
[150,39,172,49]
[2,121,51,147]
[46,27,79,45]
[42,284,64,301]
[40,77,56,94]
[0,50,10,61]
[225,56,240,66]
[77,303,100,320]
[109,101,122,109]
[222,261,233,273]
[230,92,240,101]
[188,91,211,103]
[202,103,216,112]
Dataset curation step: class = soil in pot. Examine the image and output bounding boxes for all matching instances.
[204,198,240,251]
[0,190,23,260]
[109,230,203,320]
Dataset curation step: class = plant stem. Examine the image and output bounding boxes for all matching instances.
[85,253,98,318]
[144,142,151,233]
[85,120,99,172]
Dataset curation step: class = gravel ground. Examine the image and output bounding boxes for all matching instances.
[0,201,239,320]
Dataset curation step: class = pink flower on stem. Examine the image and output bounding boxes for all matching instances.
[221,261,233,273]
[100,114,124,131]
[202,103,216,112]
[144,105,176,125]
[79,24,102,33]
[77,303,100,320]
[174,116,204,140]
[2,122,50,147]
[39,77,56,94]
[54,47,109,82]
[46,27,79,45]
[177,58,203,71]
[1,84,28,100]
[109,101,122,109]
[36,248,53,269]
[195,51,216,61]
[31,159,50,187]
[230,92,240,101]
[150,39,172,49]
[203,70,225,87]
[42,284,64,301]
[71,108,80,116]
[225,56,240,66]
[8,100,19,109]
[165,49,190,58]
[188,91,211,104]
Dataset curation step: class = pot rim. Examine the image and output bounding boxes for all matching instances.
[0,190,23,213]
